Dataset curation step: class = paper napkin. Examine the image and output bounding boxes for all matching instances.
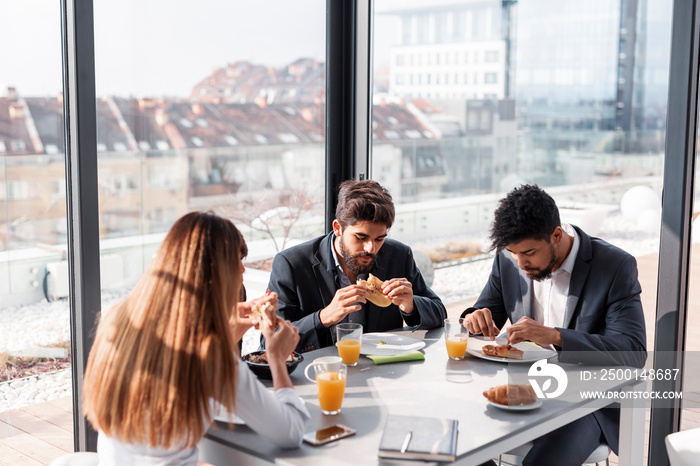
[366,351,425,365]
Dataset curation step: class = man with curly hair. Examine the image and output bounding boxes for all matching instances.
[462,184,646,466]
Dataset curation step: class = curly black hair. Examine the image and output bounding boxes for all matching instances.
[489,184,560,251]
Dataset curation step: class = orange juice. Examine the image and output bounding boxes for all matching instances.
[337,339,361,365]
[317,370,346,414]
[445,335,468,359]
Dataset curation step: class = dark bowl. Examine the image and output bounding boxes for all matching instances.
[243,350,303,380]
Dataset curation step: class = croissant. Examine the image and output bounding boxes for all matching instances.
[483,384,537,406]
[482,344,523,360]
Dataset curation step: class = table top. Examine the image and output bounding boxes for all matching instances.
[204,328,641,465]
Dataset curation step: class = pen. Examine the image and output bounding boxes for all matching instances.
[400,431,412,453]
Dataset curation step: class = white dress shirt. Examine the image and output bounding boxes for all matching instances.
[96,359,310,465]
[532,224,579,329]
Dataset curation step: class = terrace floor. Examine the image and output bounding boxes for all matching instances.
[2,248,700,465]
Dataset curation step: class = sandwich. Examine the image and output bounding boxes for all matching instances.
[356,273,392,307]
[252,301,277,327]
[482,344,524,360]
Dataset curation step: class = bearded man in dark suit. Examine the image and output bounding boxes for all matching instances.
[267,179,446,353]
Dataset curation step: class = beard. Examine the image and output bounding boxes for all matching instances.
[338,236,376,275]
[524,244,558,281]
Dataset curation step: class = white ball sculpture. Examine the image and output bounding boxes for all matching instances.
[693,216,700,243]
[636,208,662,232]
[620,186,661,222]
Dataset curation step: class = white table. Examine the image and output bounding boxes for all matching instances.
[200,328,645,465]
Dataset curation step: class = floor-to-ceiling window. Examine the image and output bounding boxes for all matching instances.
[372,0,669,332]
[92,0,327,352]
[0,1,73,443]
[683,81,700,429]
[3,0,698,463]
[373,1,685,463]
[2,1,327,460]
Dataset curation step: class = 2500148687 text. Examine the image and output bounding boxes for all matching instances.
[579,368,680,381]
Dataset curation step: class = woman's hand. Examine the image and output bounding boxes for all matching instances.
[231,291,279,342]
[249,291,279,328]
[262,319,299,363]
[262,318,300,390]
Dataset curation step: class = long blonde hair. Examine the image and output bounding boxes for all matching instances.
[83,212,247,448]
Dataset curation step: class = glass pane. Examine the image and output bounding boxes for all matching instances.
[684,51,700,431]
[0,0,74,460]
[93,0,326,353]
[374,1,672,461]
[374,0,668,334]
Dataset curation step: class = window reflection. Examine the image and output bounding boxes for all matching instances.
[1,1,328,429]
[374,0,668,321]
[0,0,72,432]
[92,0,327,322]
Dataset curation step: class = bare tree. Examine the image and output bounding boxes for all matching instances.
[222,187,320,252]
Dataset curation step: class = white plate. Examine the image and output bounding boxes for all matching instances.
[487,398,543,411]
[360,332,426,356]
[465,337,557,363]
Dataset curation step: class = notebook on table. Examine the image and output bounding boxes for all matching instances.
[378,414,458,462]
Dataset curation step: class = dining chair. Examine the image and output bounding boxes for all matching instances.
[48,452,99,466]
[665,427,700,466]
[497,441,610,466]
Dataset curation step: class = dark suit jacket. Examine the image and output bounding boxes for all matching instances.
[461,225,647,453]
[268,232,446,353]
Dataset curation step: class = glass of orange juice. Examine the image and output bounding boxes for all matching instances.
[335,323,362,366]
[444,318,470,360]
[304,356,347,415]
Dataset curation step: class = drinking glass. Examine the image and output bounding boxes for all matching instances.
[304,356,347,415]
[336,323,363,366]
[444,318,470,360]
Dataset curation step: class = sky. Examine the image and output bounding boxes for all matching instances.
[1,0,404,99]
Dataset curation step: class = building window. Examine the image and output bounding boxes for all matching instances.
[485,50,499,63]
[10,140,27,152]
[7,181,31,201]
[484,72,498,84]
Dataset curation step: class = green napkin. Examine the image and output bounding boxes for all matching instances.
[366,351,425,365]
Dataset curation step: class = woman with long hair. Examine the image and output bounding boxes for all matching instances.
[83,212,309,464]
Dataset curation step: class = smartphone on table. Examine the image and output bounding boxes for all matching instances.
[303,424,356,446]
